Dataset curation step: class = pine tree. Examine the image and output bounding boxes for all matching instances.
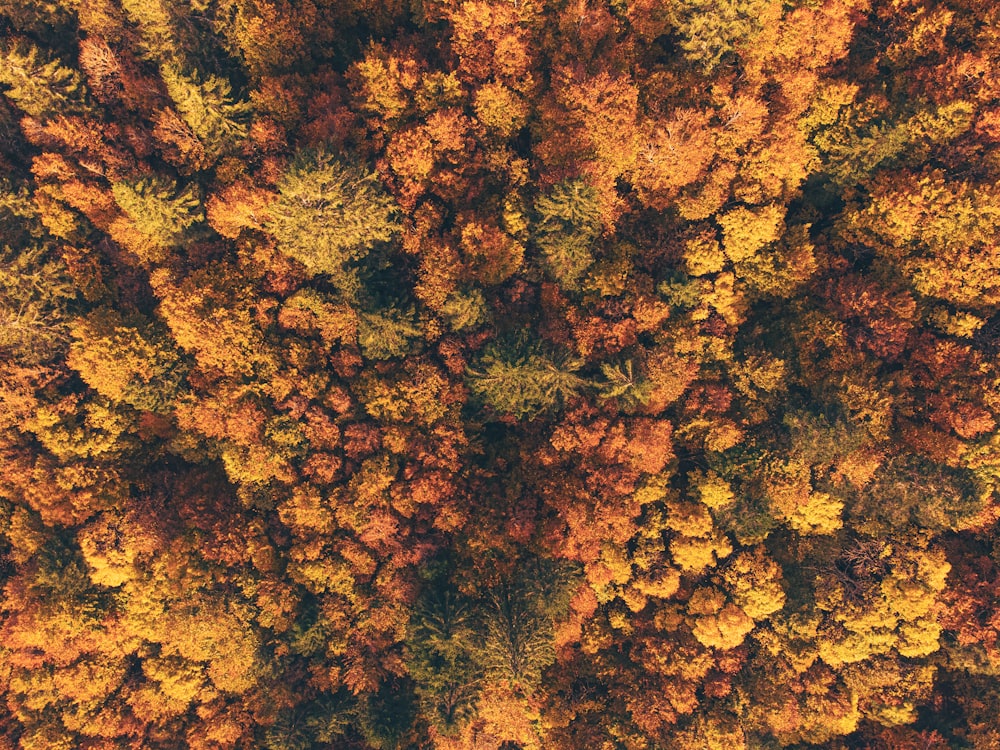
[111,176,203,254]
[358,678,418,750]
[267,149,401,286]
[467,337,586,420]
[0,40,87,119]
[0,185,76,364]
[67,308,187,413]
[596,359,654,411]
[159,63,251,163]
[533,179,602,291]
[666,0,776,72]
[0,244,74,366]
[406,589,482,734]
[475,583,556,693]
[357,307,421,360]
[438,288,487,332]
[120,0,202,64]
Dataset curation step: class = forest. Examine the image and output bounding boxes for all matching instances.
[1,0,999,747]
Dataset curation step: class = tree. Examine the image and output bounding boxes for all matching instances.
[406,588,482,734]
[533,179,603,291]
[159,63,251,164]
[0,41,87,119]
[111,176,203,258]
[0,241,75,365]
[150,262,276,379]
[475,582,556,694]
[842,169,1000,310]
[357,307,421,360]
[267,149,401,289]
[67,308,186,413]
[666,0,780,72]
[467,337,586,420]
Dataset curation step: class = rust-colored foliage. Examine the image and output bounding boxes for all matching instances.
[1,0,998,747]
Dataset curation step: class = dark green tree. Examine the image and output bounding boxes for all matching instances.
[406,589,482,734]
[358,678,419,750]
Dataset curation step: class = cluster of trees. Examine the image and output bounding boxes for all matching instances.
[1,0,1000,747]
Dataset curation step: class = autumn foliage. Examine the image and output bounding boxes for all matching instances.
[2,0,1000,748]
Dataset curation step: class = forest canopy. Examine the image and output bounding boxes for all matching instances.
[2,0,1000,748]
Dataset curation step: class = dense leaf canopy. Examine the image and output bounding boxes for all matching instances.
[1,0,1000,748]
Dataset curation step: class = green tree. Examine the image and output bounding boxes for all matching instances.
[467,337,586,420]
[267,149,401,290]
[596,359,654,411]
[263,693,354,750]
[111,176,203,253]
[0,244,75,365]
[358,307,421,360]
[850,455,985,535]
[160,63,251,162]
[439,288,487,332]
[406,590,482,734]
[474,582,556,694]
[358,678,419,750]
[533,179,603,291]
[67,308,187,413]
[0,40,86,119]
[666,0,775,72]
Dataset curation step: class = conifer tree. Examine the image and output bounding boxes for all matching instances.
[475,582,556,694]
[67,309,187,413]
[111,176,203,255]
[406,589,482,734]
[358,307,421,360]
[0,188,75,364]
[667,0,776,71]
[0,247,74,364]
[267,149,401,288]
[596,359,654,411]
[533,179,602,291]
[468,336,586,420]
[159,63,251,163]
[0,41,87,119]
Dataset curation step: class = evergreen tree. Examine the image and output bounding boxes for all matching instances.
[267,149,401,287]
[533,179,602,291]
[0,243,75,365]
[0,183,75,364]
[666,0,774,71]
[263,694,354,750]
[467,336,586,420]
[358,678,418,750]
[67,308,187,413]
[474,582,556,694]
[357,307,421,360]
[439,288,488,332]
[160,63,251,163]
[111,176,203,256]
[0,40,87,119]
[596,359,654,411]
[406,589,482,734]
